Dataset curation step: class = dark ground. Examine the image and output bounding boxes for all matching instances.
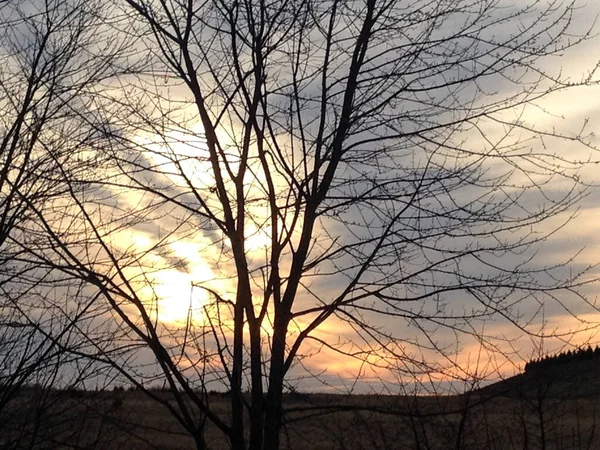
[2,363,600,450]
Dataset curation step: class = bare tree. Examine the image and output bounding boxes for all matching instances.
[19,0,600,449]
[0,0,135,447]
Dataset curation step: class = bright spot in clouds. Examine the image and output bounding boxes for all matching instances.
[154,269,207,324]
[112,229,216,324]
[154,240,216,324]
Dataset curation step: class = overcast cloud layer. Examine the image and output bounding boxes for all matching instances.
[3,0,600,396]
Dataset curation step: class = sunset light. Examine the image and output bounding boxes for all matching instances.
[3,0,600,448]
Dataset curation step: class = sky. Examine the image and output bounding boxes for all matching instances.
[4,0,600,395]
[102,0,600,393]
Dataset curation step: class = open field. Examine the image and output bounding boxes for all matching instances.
[2,384,598,450]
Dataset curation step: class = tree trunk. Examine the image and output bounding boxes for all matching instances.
[263,313,288,450]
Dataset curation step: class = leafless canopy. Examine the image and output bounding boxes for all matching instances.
[2,0,599,449]
[0,0,134,445]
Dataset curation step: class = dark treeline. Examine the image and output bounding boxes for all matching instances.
[525,346,600,372]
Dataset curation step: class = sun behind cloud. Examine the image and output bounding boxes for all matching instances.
[153,269,207,324]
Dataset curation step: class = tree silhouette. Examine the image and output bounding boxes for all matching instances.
[525,345,600,373]
[0,0,134,446]
[11,0,600,449]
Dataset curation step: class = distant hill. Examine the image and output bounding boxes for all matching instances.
[476,346,600,400]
